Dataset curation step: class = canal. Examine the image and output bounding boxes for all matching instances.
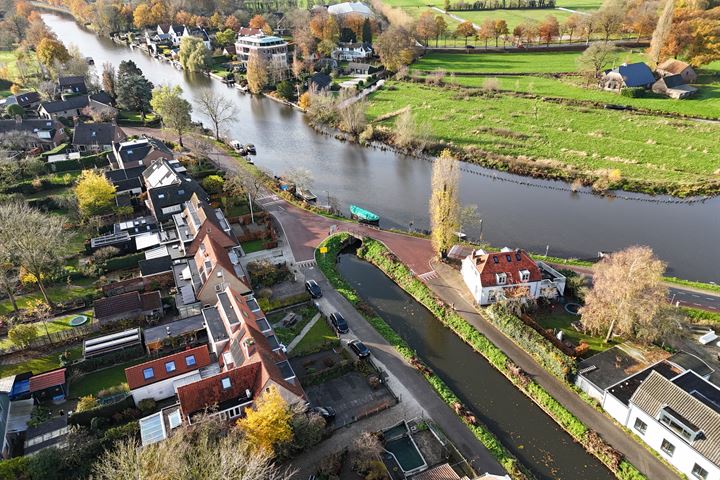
[336,250,612,480]
[42,13,720,283]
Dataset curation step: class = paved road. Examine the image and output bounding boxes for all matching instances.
[302,266,506,477]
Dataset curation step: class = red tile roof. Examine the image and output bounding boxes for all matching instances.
[219,289,305,400]
[177,362,262,417]
[193,235,250,297]
[472,249,542,287]
[29,368,66,393]
[412,463,461,480]
[125,345,211,390]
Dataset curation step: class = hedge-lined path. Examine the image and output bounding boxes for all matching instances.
[426,260,680,480]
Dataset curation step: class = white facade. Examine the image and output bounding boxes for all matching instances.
[460,254,565,306]
[627,406,720,480]
[130,369,202,404]
[234,35,288,70]
[332,43,372,61]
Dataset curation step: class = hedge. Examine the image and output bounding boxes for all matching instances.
[317,234,647,480]
[46,153,109,173]
[485,304,576,381]
[71,344,146,374]
[0,456,30,480]
[101,252,144,272]
[68,395,136,427]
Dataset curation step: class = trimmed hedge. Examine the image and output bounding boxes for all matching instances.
[485,304,576,380]
[71,345,146,374]
[68,395,136,427]
[46,153,109,173]
[318,234,647,480]
[101,252,144,272]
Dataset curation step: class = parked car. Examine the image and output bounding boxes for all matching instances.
[309,406,336,420]
[305,280,322,298]
[348,339,370,358]
[330,312,349,334]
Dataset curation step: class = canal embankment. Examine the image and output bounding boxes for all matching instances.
[316,233,675,480]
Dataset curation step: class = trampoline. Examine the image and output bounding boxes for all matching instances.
[68,315,89,327]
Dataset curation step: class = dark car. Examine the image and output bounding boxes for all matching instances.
[305,280,322,298]
[329,312,349,334]
[349,339,370,358]
[309,406,336,420]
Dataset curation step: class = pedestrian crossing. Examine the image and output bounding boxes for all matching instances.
[296,259,317,269]
[418,270,438,281]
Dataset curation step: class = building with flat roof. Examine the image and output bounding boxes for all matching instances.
[234,34,288,71]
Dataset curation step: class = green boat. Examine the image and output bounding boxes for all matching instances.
[350,205,380,223]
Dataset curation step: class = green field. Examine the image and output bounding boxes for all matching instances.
[70,360,141,398]
[533,311,614,356]
[0,347,82,377]
[367,81,720,194]
[291,318,339,356]
[413,51,646,73]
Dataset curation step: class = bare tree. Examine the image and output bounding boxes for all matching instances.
[284,167,314,191]
[430,150,460,257]
[337,92,367,137]
[93,416,295,480]
[649,0,674,65]
[580,246,674,343]
[577,43,619,81]
[224,173,263,223]
[394,108,432,153]
[196,89,238,141]
[0,202,69,306]
[0,259,19,314]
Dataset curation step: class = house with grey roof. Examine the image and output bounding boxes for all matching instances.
[601,62,656,92]
[72,122,126,152]
[652,74,697,99]
[627,370,720,480]
[112,136,173,170]
[56,75,87,97]
[38,95,90,120]
[0,118,67,151]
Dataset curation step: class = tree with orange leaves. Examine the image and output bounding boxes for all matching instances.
[662,6,720,66]
[249,14,269,30]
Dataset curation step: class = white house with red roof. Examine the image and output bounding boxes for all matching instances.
[461,247,566,305]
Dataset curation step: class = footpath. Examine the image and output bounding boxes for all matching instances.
[426,260,680,480]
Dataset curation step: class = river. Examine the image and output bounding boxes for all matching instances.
[337,249,613,480]
[42,13,720,282]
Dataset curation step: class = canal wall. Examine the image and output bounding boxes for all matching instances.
[317,233,646,480]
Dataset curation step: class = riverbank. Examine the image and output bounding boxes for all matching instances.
[365,80,720,197]
[316,233,654,480]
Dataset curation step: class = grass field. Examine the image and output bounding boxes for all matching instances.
[367,81,720,193]
[0,280,98,316]
[0,346,82,377]
[0,311,93,349]
[70,360,141,398]
[291,318,339,356]
[413,51,646,73]
[533,311,614,356]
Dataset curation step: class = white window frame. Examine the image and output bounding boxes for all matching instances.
[496,272,507,285]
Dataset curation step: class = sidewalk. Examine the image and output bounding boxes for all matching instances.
[286,313,321,352]
[426,261,680,480]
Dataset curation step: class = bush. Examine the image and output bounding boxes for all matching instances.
[72,345,145,374]
[137,398,156,413]
[620,87,646,98]
[486,304,576,381]
[247,260,291,289]
[69,395,136,427]
[8,323,39,349]
[0,456,30,480]
[100,252,144,272]
[76,395,98,412]
[103,421,139,442]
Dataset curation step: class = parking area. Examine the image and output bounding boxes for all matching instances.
[305,370,397,429]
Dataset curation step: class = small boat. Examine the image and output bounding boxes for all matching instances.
[85,57,94,65]
[296,188,317,202]
[230,140,246,154]
[245,144,256,155]
[350,205,380,224]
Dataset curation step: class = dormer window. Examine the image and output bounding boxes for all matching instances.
[658,407,701,443]
[496,273,507,285]
[520,270,530,282]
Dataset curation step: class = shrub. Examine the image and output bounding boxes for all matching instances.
[8,323,39,349]
[247,259,291,289]
[137,398,156,413]
[0,456,30,480]
[76,395,99,412]
[620,87,645,98]
[103,421,140,442]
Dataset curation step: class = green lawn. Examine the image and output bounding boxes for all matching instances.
[413,50,646,74]
[241,239,267,254]
[118,111,158,122]
[367,81,720,195]
[0,346,82,377]
[270,305,320,344]
[0,311,93,350]
[70,359,143,398]
[0,280,98,316]
[291,318,339,356]
[445,74,720,118]
[533,311,614,356]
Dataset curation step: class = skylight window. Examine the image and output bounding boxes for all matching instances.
[492,256,499,264]
[506,254,512,262]
[185,355,196,366]
[221,377,232,389]
[165,361,176,373]
[143,368,155,380]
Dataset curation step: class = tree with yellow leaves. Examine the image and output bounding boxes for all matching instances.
[429,149,460,257]
[75,170,116,218]
[236,385,292,454]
